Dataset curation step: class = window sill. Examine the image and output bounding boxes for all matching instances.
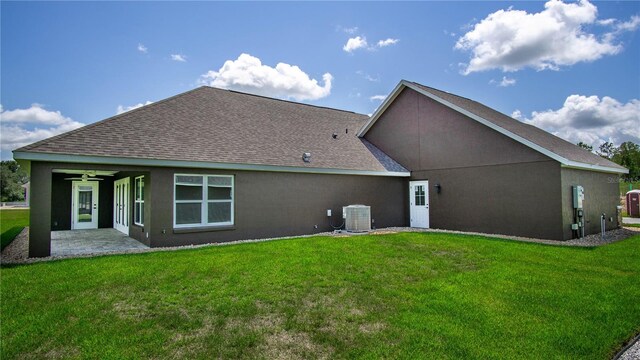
[173,225,235,234]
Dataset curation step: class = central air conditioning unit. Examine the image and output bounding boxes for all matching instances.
[343,205,371,232]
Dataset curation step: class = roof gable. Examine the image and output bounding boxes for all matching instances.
[358,80,627,174]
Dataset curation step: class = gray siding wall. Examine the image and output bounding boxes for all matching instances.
[28,161,406,256]
[51,173,72,231]
[560,168,620,240]
[365,87,566,240]
[364,88,551,170]
[412,162,564,240]
[147,168,406,247]
[29,161,52,257]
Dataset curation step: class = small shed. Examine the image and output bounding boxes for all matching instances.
[626,190,640,217]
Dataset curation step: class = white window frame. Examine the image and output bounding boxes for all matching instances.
[173,174,234,228]
[134,176,144,226]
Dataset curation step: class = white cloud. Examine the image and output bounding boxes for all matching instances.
[199,53,332,101]
[500,77,516,87]
[344,36,400,52]
[490,76,517,87]
[377,38,399,47]
[356,70,380,82]
[336,26,359,34]
[602,15,640,43]
[116,101,153,115]
[370,95,387,102]
[455,0,631,74]
[511,109,524,120]
[1,104,75,126]
[171,54,187,62]
[137,43,148,53]
[0,104,85,155]
[343,36,368,52]
[615,15,640,32]
[516,94,640,147]
[597,18,616,26]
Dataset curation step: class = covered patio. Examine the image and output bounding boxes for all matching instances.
[51,229,148,257]
[17,161,152,257]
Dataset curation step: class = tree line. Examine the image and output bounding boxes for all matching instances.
[1,161,29,202]
[577,141,640,181]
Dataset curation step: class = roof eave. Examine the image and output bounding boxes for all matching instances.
[12,151,411,177]
[561,162,628,174]
[358,81,628,175]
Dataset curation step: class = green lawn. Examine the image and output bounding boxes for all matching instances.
[2,232,639,359]
[0,209,29,250]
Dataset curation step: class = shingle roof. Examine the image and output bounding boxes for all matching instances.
[359,80,626,173]
[15,87,408,174]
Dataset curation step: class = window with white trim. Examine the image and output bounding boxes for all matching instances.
[174,174,234,228]
[134,176,144,226]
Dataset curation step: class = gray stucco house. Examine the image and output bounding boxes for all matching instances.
[14,80,628,257]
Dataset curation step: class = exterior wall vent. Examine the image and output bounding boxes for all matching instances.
[343,205,371,232]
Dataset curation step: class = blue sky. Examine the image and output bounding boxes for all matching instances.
[1,1,639,160]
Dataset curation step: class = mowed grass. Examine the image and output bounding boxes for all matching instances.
[2,232,639,359]
[0,209,29,250]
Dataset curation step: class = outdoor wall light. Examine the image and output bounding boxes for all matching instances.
[302,152,311,163]
[435,183,442,193]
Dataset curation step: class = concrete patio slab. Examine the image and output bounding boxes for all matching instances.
[51,229,148,257]
[623,217,640,225]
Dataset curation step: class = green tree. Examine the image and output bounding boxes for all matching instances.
[0,161,29,202]
[597,141,617,159]
[612,141,640,180]
[576,142,593,152]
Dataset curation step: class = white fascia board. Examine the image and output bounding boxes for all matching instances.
[12,151,411,177]
[358,80,628,175]
[560,163,628,174]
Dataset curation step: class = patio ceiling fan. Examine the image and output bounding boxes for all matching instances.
[64,173,104,181]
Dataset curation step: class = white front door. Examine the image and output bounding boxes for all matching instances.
[114,177,130,234]
[409,180,430,228]
[72,181,99,230]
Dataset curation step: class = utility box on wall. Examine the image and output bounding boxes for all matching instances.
[626,190,640,217]
[573,185,585,209]
[572,185,586,238]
